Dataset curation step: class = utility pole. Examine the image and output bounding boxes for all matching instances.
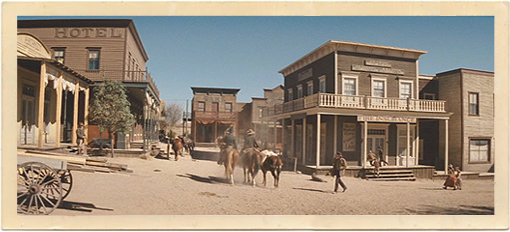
[185,99,189,135]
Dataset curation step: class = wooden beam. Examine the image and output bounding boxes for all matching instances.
[316,114,321,169]
[444,119,449,173]
[37,62,46,148]
[84,85,90,142]
[302,117,306,165]
[71,82,80,146]
[55,71,63,147]
[363,121,368,168]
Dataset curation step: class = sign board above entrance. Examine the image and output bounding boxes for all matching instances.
[358,115,416,123]
[17,33,51,59]
[352,64,405,75]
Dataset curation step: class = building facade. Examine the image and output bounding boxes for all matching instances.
[17,32,93,148]
[263,40,454,172]
[18,19,161,149]
[191,87,240,143]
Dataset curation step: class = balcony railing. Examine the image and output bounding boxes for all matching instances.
[262,93,446,117]
[194,111,237,120]
[77,69,160,98]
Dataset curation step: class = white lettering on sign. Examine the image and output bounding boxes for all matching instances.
[352,64,404,75]
[297,68,313,81]
[204,96,225,102]
[358,115,416,123]
[55,28,124,38]
[342,123,356,152]
[17,33,51,59]
[365,59,391,68]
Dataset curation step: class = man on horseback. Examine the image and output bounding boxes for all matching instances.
[242,129,259,151]
[217,127,237,165]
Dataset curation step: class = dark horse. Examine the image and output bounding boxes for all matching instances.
[216,137,239,185]
[240,148,261,186]
[260,150,284,188]
[171,137,183,161]
[181,136,195,154]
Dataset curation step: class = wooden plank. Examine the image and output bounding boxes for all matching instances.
[18,151,86,164]
[86,157,108,163]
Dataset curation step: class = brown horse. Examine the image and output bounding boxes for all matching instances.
[216,137,239,185]
[240,148,261,186]
[172,137,183,161]
[260,150,283,188]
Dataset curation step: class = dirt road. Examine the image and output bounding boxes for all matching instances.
[51,152,494,215]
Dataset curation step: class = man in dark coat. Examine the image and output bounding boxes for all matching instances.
[332,152,347,193]
[243,129,259,151]
[218,127,237,165]
[76,122,87,155]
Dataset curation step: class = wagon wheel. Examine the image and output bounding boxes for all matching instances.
[17,162,63,215]
[57,170,73,199]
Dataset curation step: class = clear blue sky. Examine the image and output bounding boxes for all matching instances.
[19,16,494,109]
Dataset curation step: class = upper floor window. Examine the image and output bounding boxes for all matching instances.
[225,103,232,112]
[469,92,479,115]
[198,102,205,112]
[258,107,263,118]
[87,49,100,70]
[469,138,490,163]
[307,81,313,96]
[344,78,357,96]
[296,85,303,99]
[399,81,413,99]
[319,75,326,93]
[372,79,386,98]
[424,93,435,100]
[53,48,65,64]
[287,88,293,101]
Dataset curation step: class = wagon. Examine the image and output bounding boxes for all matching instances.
[17,155,73,215]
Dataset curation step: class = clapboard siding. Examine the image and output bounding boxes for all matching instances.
[284,53,335,100]
[125,30,148,75]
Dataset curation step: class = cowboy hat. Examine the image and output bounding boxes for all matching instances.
[246,129,255,135]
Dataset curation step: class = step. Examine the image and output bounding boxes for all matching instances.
[366,170,414,174]
[366,173,415,178]
[369,177,416,181]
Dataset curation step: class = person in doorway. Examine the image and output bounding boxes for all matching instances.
[377,146,389,166]
[331,152,348,193]
[217,127,237,165]
[76,122,87,156]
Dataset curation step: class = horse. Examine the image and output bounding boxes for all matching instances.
[240,147,261,186]
[182,136,195,154]
[171,137,183,161]
[260,150,283,188]
[216,137,239,185]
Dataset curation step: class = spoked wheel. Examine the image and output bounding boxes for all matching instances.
[17,162,63,215]
[57,170,73,199]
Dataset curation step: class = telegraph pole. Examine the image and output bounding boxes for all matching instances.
[185,99,189,135]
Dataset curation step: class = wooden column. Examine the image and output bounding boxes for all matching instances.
[334,115,338,154]
[302,117,306,165]
[274,120,277,149]
[316,114,321,169]
[363,121,368,168]
[444,119,449,173]
[406,122,410,167]
[291,119,295,158]
[55,71,63,147]
[416,120,420,166]
[37,62,46,148]
[71,82,80,146]
[84,86,90,142]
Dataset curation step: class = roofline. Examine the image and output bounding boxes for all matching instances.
[436,68,494,77]
[251,97,267,100]
[279,40,428,76]
[191,86,241,94]
[263,85,284,91]
[18,56,94,84]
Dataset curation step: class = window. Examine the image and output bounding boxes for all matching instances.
[198,102,205,112]
[307,81,313,96]
[287,88,293,101]
[469,139,490,163]
[259,107,263,118]
[212,102,219,112]
[297,85,303,99]
[372,80,385,98]
[469,92,479,115]
[424,93,435,100]
[53,48,65,64]
[399,81,412,99]
[319,76,326,93]
[344,78,357,96]
[88,49,100,70]
[225,103,232,112]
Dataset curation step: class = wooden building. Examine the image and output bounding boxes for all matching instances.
[191,87,240,144]
[263,40,454,173]
[18,19,161,149]
[17,32,93,148]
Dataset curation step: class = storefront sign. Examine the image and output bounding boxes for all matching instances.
[358,115,416,123]
[54,28,124,38]
[365,59,391,68]
[204,96,225,102]
[342,123,356,152]
[297,68,313,81]
[352,64,404,75]
[17,33,51,59]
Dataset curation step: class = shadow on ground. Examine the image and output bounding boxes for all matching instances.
[405,204,494,215]
[292,187,330,193]
[190,150,219,162]
[177,173,228,184]
[58,200,114,213]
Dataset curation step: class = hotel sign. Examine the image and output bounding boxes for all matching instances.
[352,64,405,75]
[54,28,124,38]
[17,33,51,59]
[365,59,391,68]
[358,115,416,123]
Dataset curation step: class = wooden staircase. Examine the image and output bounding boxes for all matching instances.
[363,168,416,181]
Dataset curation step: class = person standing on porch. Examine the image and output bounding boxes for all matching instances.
[76,122,87,156]
[332,152,347,193]
[377,146,389,166]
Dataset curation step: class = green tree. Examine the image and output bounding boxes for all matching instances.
[90,79,135,156]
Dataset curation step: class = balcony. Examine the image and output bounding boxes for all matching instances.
[76,69,160,98]
[263,93,446,117]
[194,111,237,120]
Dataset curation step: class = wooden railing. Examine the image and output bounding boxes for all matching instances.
[78,69,160,98]
[262,93,446,117]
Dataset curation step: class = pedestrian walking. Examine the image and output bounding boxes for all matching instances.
[455,166,463,190]
[76,122,87,156]
[332,152,347,193]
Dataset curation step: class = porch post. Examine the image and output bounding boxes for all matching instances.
[37,62,46,148]
[214,121,217,140]
[281,119,285,155]
[415,120,420,166]
[302,117,306,165]
[406,122,410,167]
[55,71,63,147]
[84,87,90,142]
[316,114,321,169]
[291,119,295,158]
[334,115,338,154]
[363,120,368,168]
[444,119,449,173]
[71,82,80,146]
[274,120,277,149]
